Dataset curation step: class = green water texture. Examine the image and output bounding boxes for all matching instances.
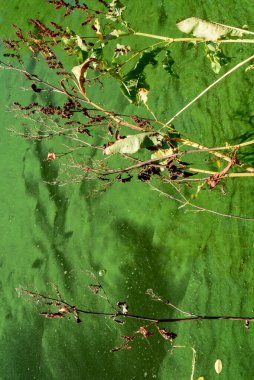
[1,0,254,379]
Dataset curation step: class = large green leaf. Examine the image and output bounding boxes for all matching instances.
[177,17,254,41]
[104,132,163,155]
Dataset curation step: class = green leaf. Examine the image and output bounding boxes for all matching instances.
[91,47,104,60]
[120,47,163,104]
[61,31,89,63]
[104,132,163,155]
[76,48,88,64]
[162,50,178,77]
[205,43,231,73]
[177,17,254,41]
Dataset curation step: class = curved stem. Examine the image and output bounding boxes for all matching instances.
[75,58,145,131]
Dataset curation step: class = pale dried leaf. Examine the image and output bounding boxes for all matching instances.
[214,359,223,374]
[117,301,128,314]
[177,17,254,41]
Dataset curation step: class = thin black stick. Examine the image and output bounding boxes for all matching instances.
[19,287,254,324]
[75,309,254,324]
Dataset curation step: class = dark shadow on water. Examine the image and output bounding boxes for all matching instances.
[22,138,74,289]
[112,218,192,315]
[158,0,168,25]
[107,217,194,379]
[232,107,254,166]
[234,130,254,166]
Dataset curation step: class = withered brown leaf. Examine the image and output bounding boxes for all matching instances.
[157,327,177,342]
[122,335,135,342]
[136,326,154,338]
[40,312,64,319]
[110,343,132,352]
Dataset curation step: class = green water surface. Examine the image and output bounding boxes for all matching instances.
[0,1,254,379]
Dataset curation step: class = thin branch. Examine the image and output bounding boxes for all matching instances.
[18,287,254,323]
[165,53,254,126]
[96,145,254,176]
[0,61,143,132]
[172,346,197,380]
[146,288,198,317]
[134,32,254,42]
[149,184,254,221]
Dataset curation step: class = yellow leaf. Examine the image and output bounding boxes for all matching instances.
[151,148,173,171]
[94,18,103,42]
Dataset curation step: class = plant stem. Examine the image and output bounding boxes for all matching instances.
[177,138,254,151]
[100,144,254,176]
[226,172,254,177]
[134,32,200,42]
[165,53,254,126]
[134,32,254,44]
[158,315,254,323]
[23,288,254,323]
[172,346,196,380]
[56,306,254,324]
[188,167,254,177]
[149,184,254,221]
[174,137,254,172]
[0,61,143,132]
[20,290,254,328]
[218,39,254,43]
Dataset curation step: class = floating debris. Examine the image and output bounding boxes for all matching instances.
[214,359,222,374]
